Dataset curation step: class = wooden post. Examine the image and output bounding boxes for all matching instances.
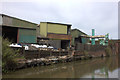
[39,49,40,58]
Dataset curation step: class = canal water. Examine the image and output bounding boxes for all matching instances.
[3,56,119,78]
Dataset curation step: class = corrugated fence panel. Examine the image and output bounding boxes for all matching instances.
[19,28,36,43]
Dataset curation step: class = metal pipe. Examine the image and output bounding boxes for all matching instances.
[91,29,95,45]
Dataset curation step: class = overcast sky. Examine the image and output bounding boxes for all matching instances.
[1,0,118,39]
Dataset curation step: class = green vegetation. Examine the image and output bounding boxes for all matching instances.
[83,50,90,59]
[105,47,112,57]
[2,37,23,73]
[109,40,116,49]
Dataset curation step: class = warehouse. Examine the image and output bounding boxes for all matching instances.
[37,22,72,49]
[70,29,89,46]
[1,14,37,43]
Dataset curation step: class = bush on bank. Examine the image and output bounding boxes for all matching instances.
[105,47,112,57]
[83,50,90,59]
[2,37,21,73]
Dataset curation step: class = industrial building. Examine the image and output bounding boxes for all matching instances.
[37,22,72,49]
[1,14,91,50]
[70,29,89,46]
[1,14,38,43]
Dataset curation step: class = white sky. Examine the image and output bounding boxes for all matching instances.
[0,0,119,39]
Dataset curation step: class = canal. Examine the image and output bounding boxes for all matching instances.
[3,56,119,78]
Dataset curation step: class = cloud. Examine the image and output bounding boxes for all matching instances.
[2,1,118,39]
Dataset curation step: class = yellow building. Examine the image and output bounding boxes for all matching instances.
[37,22,72,49]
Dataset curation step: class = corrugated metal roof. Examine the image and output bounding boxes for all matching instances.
[71,29,87,35]
[40,22,72,26]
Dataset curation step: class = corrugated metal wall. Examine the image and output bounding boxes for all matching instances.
[12,18,36,29]
[71,29,89,46]
[82,37,88,44]
[2,15,37,43]
[0,15,2,36]
[47,33,72,40]
[3,15,13,26]
[0,15,2,26]
[40,22,47,37]
[47,23,67,34]
[40,22,68,37]
[18,28,36,43]
[2,15,37,29]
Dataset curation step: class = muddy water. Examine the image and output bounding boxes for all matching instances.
[3,56,119,78]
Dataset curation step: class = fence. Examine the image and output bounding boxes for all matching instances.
[24,50,71,59]
[75,43,107,51]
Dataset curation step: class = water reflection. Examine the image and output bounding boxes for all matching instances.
[3,56,119,78]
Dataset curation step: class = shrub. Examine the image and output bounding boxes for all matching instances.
[83,50,89,59]
[105,47,112,57]
[2,37,19,73]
